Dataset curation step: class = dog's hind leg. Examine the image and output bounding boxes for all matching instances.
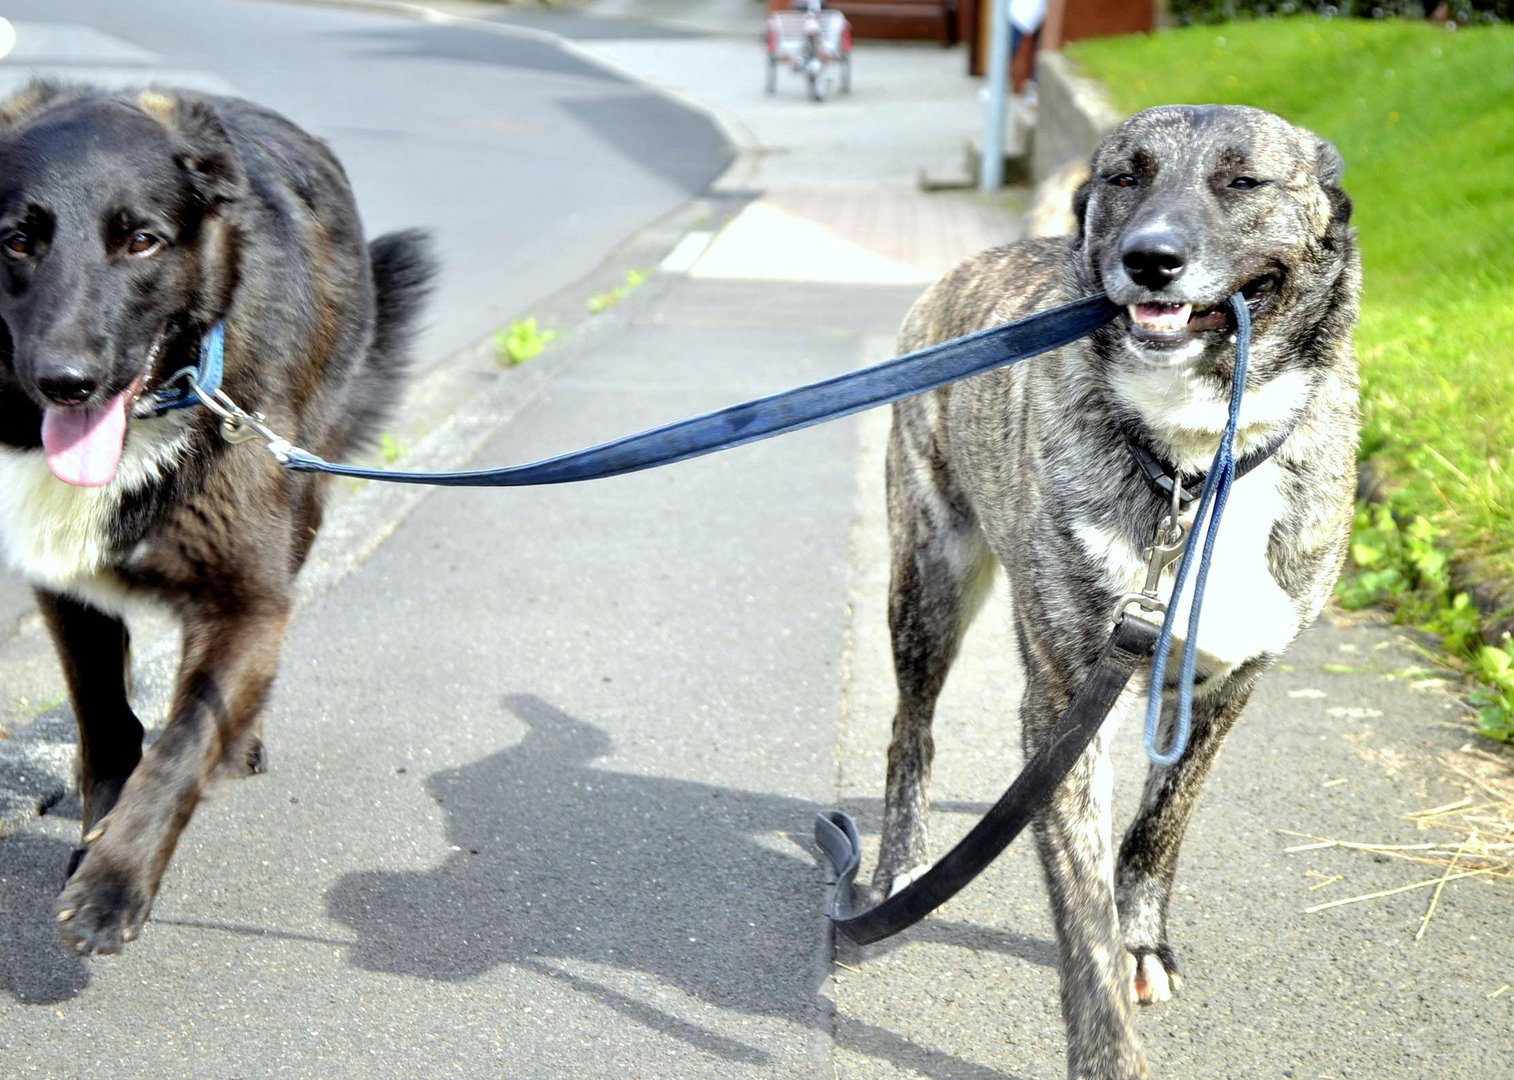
[1025,678,1146,1080]
[56,594,293,955]
[874,405,996,897]
[1116,674,1257,1004]
[34,590,145,878]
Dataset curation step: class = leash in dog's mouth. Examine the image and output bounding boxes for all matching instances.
[1125,273,1278,347]
[1135,292,1255,766]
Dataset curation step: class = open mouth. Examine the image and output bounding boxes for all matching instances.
[38,328,169,488]
[1123,275,1280,350]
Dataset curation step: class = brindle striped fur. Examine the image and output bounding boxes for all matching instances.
[875,106,1359,1079]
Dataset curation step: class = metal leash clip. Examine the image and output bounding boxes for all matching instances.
[1112,478,1189,623]
[181,372,302,464]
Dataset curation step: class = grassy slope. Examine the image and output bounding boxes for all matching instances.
[1068,19,1514,585]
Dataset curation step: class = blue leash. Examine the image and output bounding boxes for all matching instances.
[162,292,1241,766]
[1141,292,1251,766]
[276,295,1120,486]
[165,295,1249,771]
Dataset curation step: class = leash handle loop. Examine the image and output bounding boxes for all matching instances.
[818,614,1160,944]
[1142,293,1251,766]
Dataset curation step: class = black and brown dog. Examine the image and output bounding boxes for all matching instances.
[0,82,433,955]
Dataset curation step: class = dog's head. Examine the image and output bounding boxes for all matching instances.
[0,83,247,486]
[1072,105,1355,372]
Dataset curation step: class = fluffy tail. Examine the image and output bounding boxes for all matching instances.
[343,228,436,452]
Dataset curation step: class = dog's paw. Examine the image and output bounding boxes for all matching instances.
[55,849,153,956]
[217,734,268,779]
[1129,947,1181,1005]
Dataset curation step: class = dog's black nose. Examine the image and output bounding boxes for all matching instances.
[36,369,99,406]
[1121,230,1187,290]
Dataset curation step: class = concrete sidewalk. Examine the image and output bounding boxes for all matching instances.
[0,2,1508,1077]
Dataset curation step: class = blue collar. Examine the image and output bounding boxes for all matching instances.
[150,322,225,412]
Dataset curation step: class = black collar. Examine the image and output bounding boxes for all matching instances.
[1122,418,1296,508]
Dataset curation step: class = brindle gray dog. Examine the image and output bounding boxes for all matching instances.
[875,105,1359,1078]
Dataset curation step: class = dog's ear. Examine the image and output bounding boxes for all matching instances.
[139,91,248,207]
[0,80,71,129]
[174,99,248,207]
[1313,136,1353,230]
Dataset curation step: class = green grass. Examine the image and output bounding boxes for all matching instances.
[587,268,647,314]
[1068,19,1514,586]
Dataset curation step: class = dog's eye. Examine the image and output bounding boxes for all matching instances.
[1107,173,1139,189]
[1229,176,1264,190]
[2,230,34,258]
[126,232,163,257]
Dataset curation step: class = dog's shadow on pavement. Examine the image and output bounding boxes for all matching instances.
[327,693,1044,1077]
[0,832,91,1004]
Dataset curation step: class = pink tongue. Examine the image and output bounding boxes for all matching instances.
[40,395,129,487]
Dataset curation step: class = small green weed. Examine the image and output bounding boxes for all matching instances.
[587,268,647,314]
[1339,499,1514,742]
[11,694,64,715]
[378,433,406,464]
[1467,637,1514,742]
[495,317,558,368]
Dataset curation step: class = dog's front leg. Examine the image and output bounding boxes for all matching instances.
[34,590,145,878]
[56,596,292,955]
[1117,677,1255,1004]
[1026,677,1146,1080]
[875,417,995,897]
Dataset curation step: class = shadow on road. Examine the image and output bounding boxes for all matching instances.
[326,692,1037,1077]
[0,832,90,1004]
[327,692,819,1064]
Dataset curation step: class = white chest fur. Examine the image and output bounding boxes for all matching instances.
[1080,345,1318,687]
[1109,359,1312,470]
[0,420,190,614]
[1076,459,1301,688]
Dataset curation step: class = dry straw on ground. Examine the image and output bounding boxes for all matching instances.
[1282,745,1513,938]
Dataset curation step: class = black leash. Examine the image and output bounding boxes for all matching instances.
[815,615,1159,945]
[188,295,1119,486]
[817,293,1268,945]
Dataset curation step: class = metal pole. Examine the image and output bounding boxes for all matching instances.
[979,0,1012,191]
